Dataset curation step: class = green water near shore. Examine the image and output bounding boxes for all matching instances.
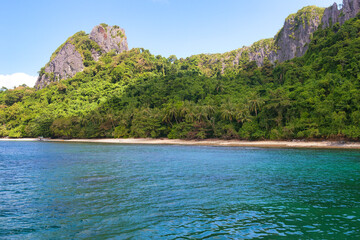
[1,142,359,239]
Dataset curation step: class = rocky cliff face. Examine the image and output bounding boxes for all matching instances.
[274,6,324,62]
[193,0,360,76]
[321,3,340,28]
[270,0,360,64]
[322,0,360,27]
[36,43,84,89]
[231,6,325,66]
[35,24,128,90]
[342,0,360,21]
[210,6,324,70]
[35,0,360,89]
[89,24,128,54]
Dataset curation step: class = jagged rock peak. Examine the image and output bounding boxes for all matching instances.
[232,6,325,66]
[200,0,360,73]
[89,23,128,54]
[343,0,360,19]
[322,3,341,28]
[35,24,128,90]
[35,42,84,90]
[274,6,325,62]
[322,0,360,27]
[228,1,360,68]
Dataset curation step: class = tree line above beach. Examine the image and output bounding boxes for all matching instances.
[1,14,360,140]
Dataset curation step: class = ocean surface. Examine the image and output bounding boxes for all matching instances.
[0,141,359,239]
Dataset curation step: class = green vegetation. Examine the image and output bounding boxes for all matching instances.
[100,23,108,31]
[1,14,360,140]
[286,6,325,27]
[48,31,102,67]
[39,31,103,84]
[277,6,325,43]
[250,38,276,52]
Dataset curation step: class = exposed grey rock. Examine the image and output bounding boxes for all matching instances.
[35,43,84,89]
[321,3,340,28]
[274,8,323,62]
[91,49,101,62]
[232,48,244,66]
[322,0,360,27]
[340,0,360,24]
[249,42,278,66]
[89,25,128,54]
[36,24,128,90]
[229,6,324,68]
[233,0,360,68]
[232,44,273,68]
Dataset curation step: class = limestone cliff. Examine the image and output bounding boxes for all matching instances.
[36,43,84,90]
[232,6,325,66]
[35,24,128,90]
[196,0,360,74]
[322,0,360,27]
[89,24,128,54]
[273,6,324,62]
[194,6,325,74]
[321,3,341,28]
[249,0,360,65]
[35,0,360,89]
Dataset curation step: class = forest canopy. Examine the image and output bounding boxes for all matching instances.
[1,15,360,140]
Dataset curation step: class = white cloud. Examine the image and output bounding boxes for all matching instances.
[0,73,37,89]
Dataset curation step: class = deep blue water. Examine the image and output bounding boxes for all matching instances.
[0,141,360,239]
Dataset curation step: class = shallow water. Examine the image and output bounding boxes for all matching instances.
[0,142,359,239]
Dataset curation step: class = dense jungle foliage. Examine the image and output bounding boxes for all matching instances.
[1,14,360,140]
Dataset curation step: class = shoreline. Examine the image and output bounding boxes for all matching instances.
[1,138,360,149]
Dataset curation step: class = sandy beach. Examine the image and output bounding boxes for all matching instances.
[1,138,360,149]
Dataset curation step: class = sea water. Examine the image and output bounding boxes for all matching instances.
[0,141,359,239]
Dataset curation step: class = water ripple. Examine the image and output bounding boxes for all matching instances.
[0,142,360,239]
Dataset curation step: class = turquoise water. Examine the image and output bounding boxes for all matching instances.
[0,142,359,239]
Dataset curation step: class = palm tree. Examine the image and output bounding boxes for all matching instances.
[162,102,181,125]
[235,105,252,124]
[220,101,236,122]
[264,89,291,127]
[248,93,264,117]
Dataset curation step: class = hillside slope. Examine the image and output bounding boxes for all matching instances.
[34,1,360,89]
[1,1,360,140]
[191,0,360,76]
[35,24,128,89]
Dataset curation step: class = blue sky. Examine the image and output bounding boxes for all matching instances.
[0,0,339,88]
